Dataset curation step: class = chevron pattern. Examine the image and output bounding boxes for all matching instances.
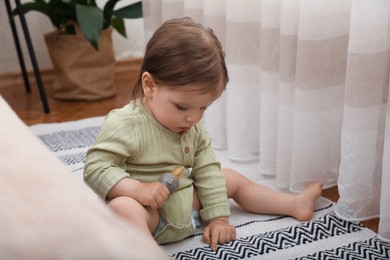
[170,212,384,260]
[58,152,86,166]
[297,237,390,260]
[37,126,100,152]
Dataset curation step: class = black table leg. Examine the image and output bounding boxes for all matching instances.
[5,0,50,113]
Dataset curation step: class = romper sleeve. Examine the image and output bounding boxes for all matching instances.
[191,123,231,221]
[83,109,139,200]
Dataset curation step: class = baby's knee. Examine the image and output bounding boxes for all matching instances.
[108,196,142,214]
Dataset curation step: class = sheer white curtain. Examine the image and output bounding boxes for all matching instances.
[142,0,390,241]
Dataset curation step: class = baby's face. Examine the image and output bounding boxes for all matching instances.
[144,82,224,133]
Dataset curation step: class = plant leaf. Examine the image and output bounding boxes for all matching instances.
[11,2,50,17]
[76,4,103,50]
[71,0,97,7]
[113,1,142,19]
[102,0,121,29]
[111,17,126,37]
[49,0,76,29]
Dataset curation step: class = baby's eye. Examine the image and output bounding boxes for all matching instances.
[175,104,187,111]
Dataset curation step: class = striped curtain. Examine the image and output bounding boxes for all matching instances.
[142,0,390,241]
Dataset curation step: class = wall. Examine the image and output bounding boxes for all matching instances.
[0,0,146,74]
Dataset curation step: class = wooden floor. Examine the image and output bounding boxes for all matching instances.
[0,58,379,233]
[0,58,142,125]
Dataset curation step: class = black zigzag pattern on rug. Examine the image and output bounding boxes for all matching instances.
[37,126,100,152]
[171,212,364,260]
[179,203,334,241]
[58,152,86,166]
[296,237,390,260]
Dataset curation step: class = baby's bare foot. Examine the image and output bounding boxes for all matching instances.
[294,182,323,221]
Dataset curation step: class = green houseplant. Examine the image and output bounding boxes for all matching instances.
[13,0,143,50]
[12,0,143,101]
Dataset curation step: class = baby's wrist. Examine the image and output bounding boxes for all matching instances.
[209,216,229,224]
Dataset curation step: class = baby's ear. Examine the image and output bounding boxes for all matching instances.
[141,72,156,97]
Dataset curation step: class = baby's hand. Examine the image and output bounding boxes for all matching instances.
[134,182,170,208]
[203,217,236,251]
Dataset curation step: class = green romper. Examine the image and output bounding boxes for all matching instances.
[84,99,231,244]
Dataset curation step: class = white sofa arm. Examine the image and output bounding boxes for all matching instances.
[0,96,168,259]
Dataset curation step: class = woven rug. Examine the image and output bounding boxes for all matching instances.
[30,116,390,260]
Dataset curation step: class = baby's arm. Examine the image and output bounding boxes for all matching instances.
[191,124,234,250]
[107,177,170,209]
[203,216,236,251]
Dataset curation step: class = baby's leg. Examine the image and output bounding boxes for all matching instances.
[109,196,160,240]
[223,168,322,221]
